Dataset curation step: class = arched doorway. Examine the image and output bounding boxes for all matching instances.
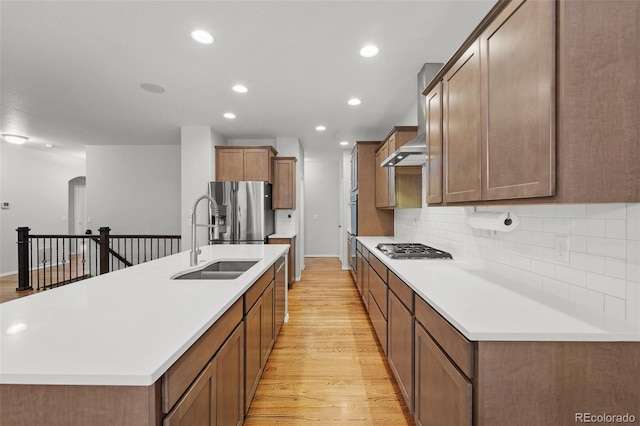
[68,176,87,235]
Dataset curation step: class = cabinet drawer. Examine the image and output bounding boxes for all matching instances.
[368,291,388,355]
[368,268,387,319]
[369,254,387,283]
[415,296,473,378]
[388,271,413,313]
[163,298,243,413]
[361,246,369,261]
[244,266,275,314]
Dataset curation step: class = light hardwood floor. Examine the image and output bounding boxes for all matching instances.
[245,257,413,425]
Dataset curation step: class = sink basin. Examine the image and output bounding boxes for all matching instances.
[172,260,258,280]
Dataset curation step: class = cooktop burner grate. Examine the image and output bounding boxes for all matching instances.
[376,243,453,260]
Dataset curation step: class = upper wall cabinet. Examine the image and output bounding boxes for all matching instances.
[425,0,640,205]
[425,82,443,205]
[375,127,422,209]
[272,157,297,209]
[215,146,277,183]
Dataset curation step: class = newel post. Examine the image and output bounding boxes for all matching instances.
[16,227,32,291]
[98,227,111,275]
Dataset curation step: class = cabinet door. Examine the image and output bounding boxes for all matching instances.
[415,324,472,426]
[164,359,217,426]
[375,143,389,208]
[356,250,364,297]
[244,148,271,182]
[216,324,244,426]
[481,0,555,200]
[244,297,263,412]
[273,158,296,209]
[261,281,275,366]
[426,83,443,204]
[443,40,482,203]
[388,290,414,413]
[215,149,245,181]
[350,146,358,192]
[387,134,396,207]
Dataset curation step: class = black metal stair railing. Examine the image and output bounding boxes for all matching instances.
[16,227,181,292]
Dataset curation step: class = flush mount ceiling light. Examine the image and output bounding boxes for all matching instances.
[2,134,28,145]
[347,98,361,106]
[191,29,214,45]
[223,112,236,119]
[340,141,349,146]
[140,83,165,94]
[45,144,54,148]
[232,84,248,94]
[359,44,379,58]
[315,125,326,131]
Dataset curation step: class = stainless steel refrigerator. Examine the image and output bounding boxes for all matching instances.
[208,181,275,244]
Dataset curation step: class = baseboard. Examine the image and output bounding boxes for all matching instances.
[0,270,18,278]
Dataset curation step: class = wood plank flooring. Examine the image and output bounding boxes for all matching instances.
[245,257,413,425]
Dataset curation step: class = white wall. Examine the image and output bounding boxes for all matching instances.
[86,145,180,234]
[395,200,640,326]
[0,143,85,275]
[304,159,340,256]
[180,126,227,248]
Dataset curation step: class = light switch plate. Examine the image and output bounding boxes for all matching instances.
[1,201,9,209]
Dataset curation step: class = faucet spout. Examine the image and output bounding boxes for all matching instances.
[190,194,220,266]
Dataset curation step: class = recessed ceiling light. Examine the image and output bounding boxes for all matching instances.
[191,29,214,45]
[2,134,28,145]
[315,125,326,131]
[359,44,379,58]
[45,144,54,148]
[223,112,236,119]
[232,84,248,94]
[340,141,349,146]
[140,83,165,94]
[347,98,361,106]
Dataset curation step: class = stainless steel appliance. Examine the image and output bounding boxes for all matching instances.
[209,181,275,244]
[350,191,358,235]
[376,243,453,260]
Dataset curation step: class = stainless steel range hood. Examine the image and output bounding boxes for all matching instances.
[382,63,442,167]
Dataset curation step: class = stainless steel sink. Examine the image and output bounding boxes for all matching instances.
[172,260,258,280]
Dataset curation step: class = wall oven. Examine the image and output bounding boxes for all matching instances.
[350,191,358,236]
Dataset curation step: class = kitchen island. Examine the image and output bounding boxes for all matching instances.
[0,244,289,425]
[355,236,640,426]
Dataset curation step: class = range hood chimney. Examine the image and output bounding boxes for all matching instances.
[382,63,442,167]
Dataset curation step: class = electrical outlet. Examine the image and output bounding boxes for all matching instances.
[554,235,569,263]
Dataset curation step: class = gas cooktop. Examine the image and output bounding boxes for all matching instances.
[376,243,453,260]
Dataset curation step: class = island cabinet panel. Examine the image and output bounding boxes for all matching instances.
[426,82,443,205]
[274,255,286,336]
[443,40,482,203]
[164,359,217,426]
[387,277,414,413]
[414,324,472,426]
[163,298,244,413]
[245,279,276,414]
[215,324,244,426]
[480,0,555,200]
[0,383,162,426]
[269,237,296,287]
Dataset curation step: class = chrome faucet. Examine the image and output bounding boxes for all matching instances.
[190,194,220,266]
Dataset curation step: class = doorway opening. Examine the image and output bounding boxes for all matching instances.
[68,176,87,236]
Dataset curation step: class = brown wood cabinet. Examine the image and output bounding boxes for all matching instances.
[425,83,443,205]
[424,0,639,205]
[356,242,370,311]
[367,255,388,355]
[375,127,422,209]
[351,142,394,236]
[274,255,286,337]
[388,279,414,413]
[268,236,296,287]
[215,146,277,183]
[272,157,296,209]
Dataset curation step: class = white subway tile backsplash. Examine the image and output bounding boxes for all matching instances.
[570,286,604,312]
[585,272,626,299]
[586,203,627,219]
[604,295,626,320]
[604,257,627,279]
[542,277,571,300]
[396,203,636,324]
[555,265,586,287]
[543,218,571,234]
[586,236,626,259]
[605,220,626,239]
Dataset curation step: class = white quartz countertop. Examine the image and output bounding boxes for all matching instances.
[0,244,288,386]
[268,233,297,239]
[357,237,640,342]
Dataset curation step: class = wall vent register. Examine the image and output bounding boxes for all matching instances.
[376,243,453,260]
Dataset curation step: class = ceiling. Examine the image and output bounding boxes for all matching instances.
[0,0,494,161]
